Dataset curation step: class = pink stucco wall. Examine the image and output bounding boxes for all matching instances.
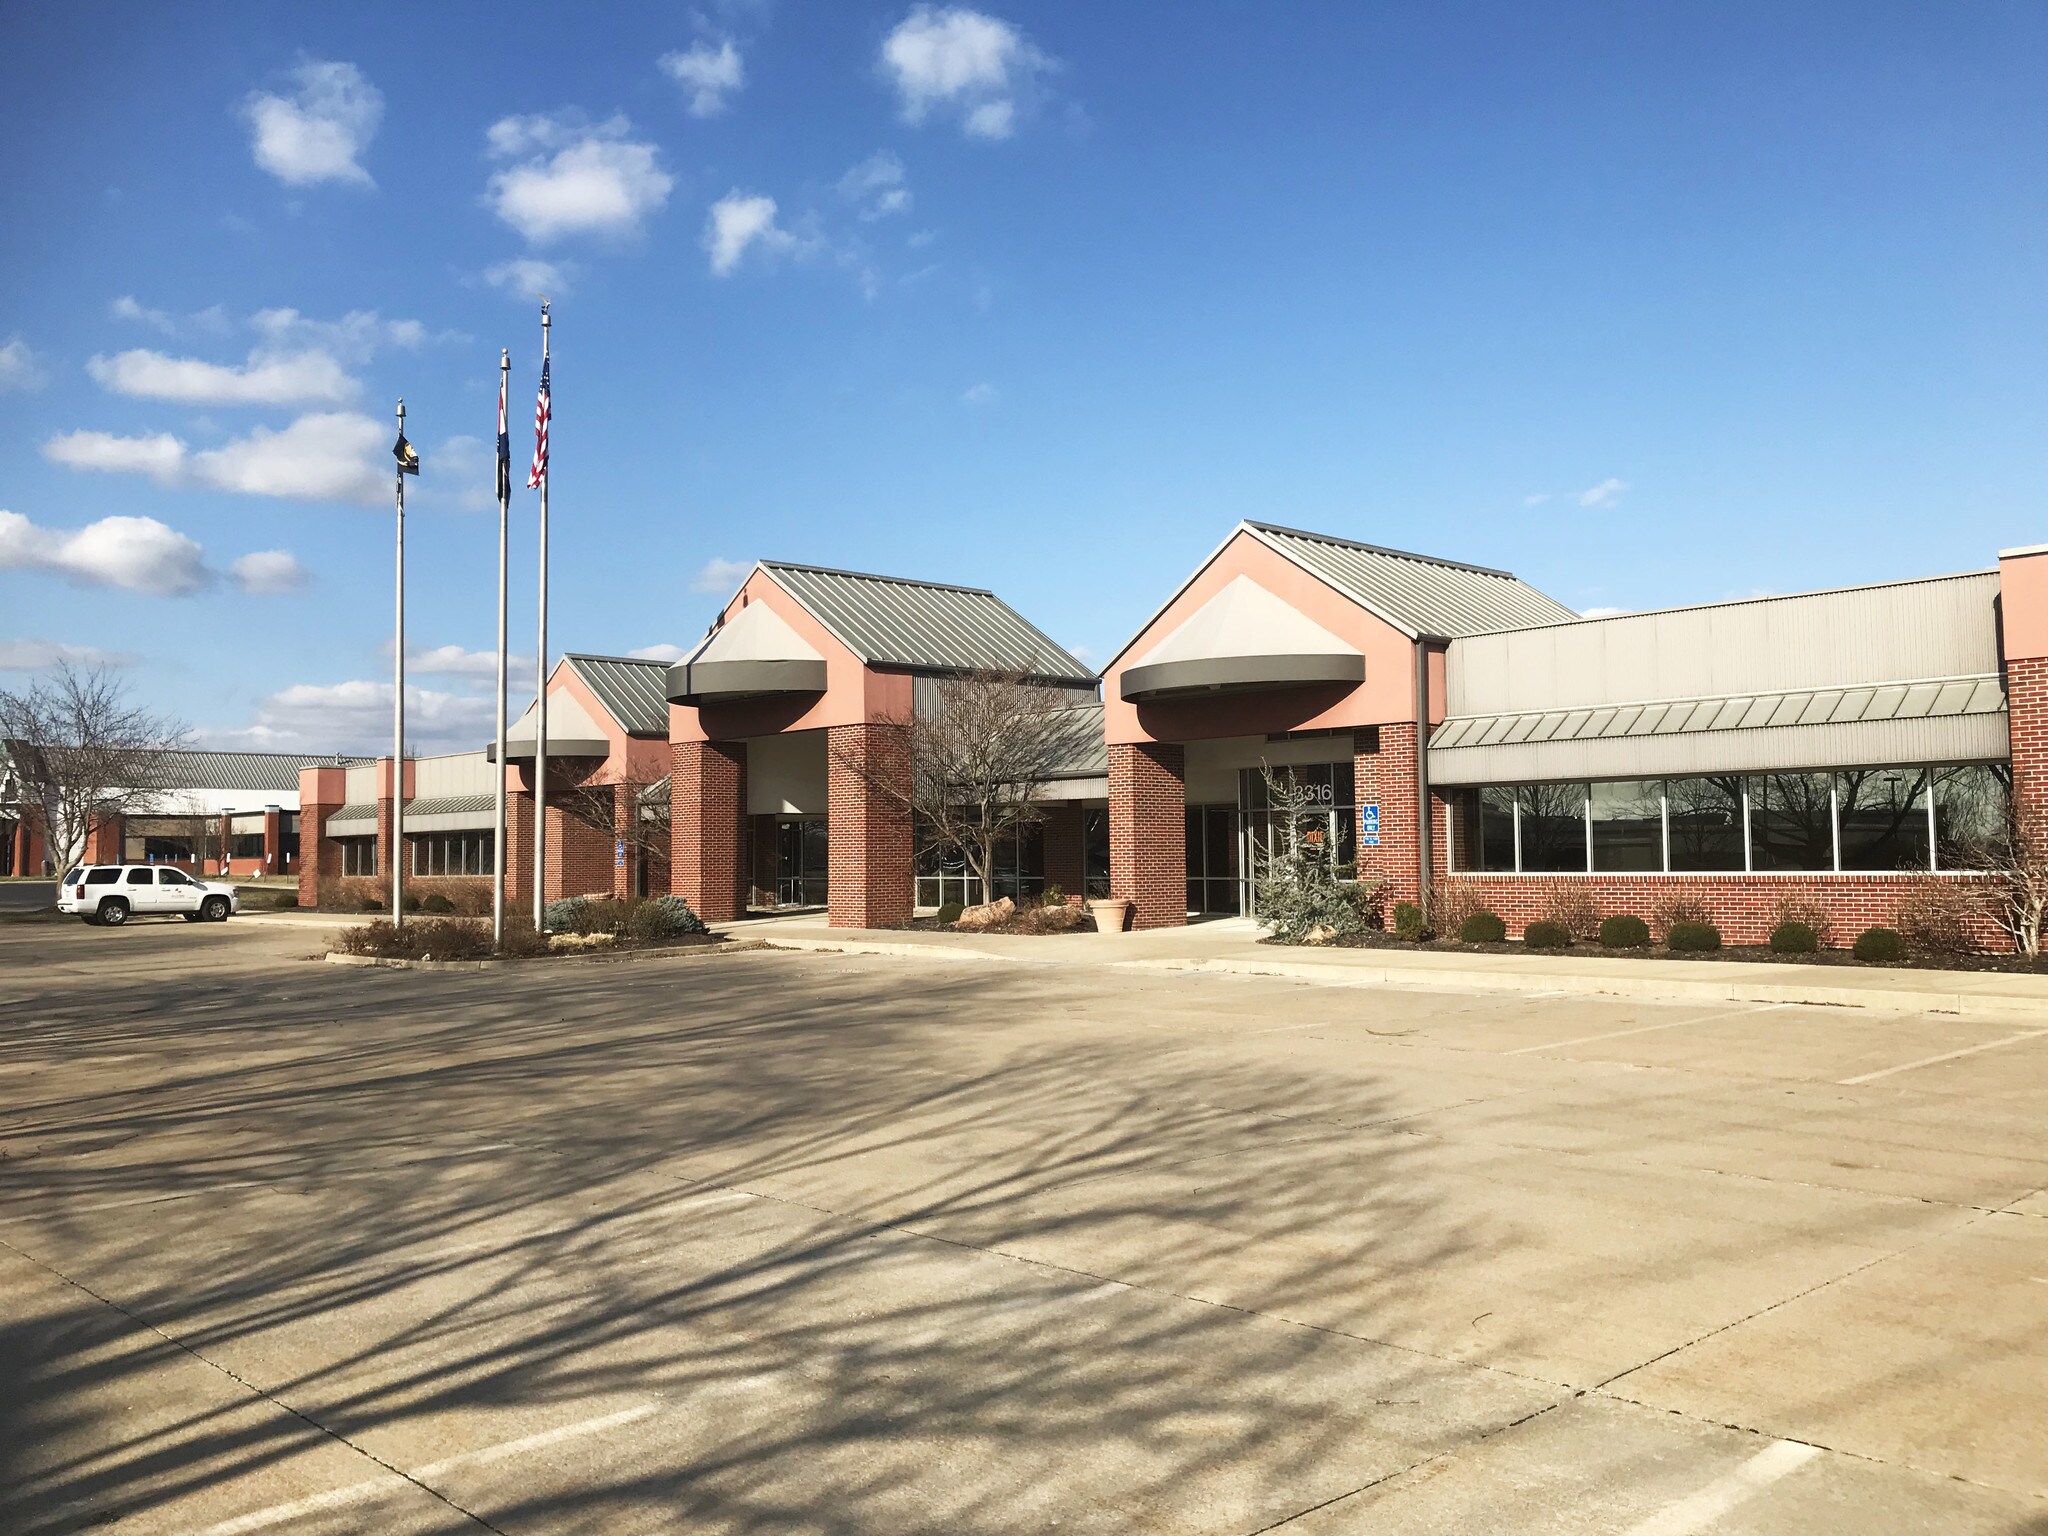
[2001,549,2048,664]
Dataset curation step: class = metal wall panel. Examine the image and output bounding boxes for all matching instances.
[1430,710,2010,785]
[1445,571,2000,717]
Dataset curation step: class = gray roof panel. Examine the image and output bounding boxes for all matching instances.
[564,655,671,736]
[1245,523,1579,639]
[761,562,1095,684]
[152,750,370,794]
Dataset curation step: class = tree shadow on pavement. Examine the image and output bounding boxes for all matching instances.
[0,952,1521,1534]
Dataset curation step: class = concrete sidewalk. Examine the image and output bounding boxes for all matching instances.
[723,912,2048,1019]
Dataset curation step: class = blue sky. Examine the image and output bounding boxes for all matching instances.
[1,2,2043,752]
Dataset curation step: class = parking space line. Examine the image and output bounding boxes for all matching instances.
[1620,1438,1821,1536]
[1505,1003,1786,1056]
[189,1402,658,1536]
[1838,1027,2048,1086]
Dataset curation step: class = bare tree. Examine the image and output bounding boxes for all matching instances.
[835,673,1086,906]
[1968,799,2048,958]
[0,663,186,872]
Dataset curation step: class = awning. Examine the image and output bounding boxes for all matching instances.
[488,690,610,761]
[668,601,828,705]
[323,803,377,837]
[1121,576,1364,702]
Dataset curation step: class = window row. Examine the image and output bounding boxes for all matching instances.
[338,837,378,877]
[410,830,495,877]
[1449,763,2010,875]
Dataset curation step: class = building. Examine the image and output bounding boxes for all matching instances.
[284,528,2046,946]
[2,747,358,878]
[1102,524,2047,945]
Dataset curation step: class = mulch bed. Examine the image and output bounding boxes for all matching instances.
[1298,927,2048,974]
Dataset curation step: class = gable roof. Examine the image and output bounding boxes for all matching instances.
[2,744,367,798]
[1243,523,1579,638]
[757,561,1095,684]
[562,654,671,736]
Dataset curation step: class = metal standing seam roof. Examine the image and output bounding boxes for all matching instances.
[1244,523,1580,639]
[562,655,672,736]
[760,561,1096,684]
[1428,673,2009,752]
[5,747,369,798]
[1045,703,1109,778]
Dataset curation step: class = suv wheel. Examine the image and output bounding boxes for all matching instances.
[97,897,130,927]
[201,896,230,922]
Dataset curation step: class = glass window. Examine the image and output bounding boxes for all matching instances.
[1749,773,1835,871]
[86,868,119,884]
[1518,784,1587,872]
[158,869,191,885]
[1665,776,1746,871]
[125,867,151,884]
[1082,808,1110,899]
[1451,787,1516,872]
[1836,767,1930,872]
[1932,764,2011,870]
[1590,780,1663,872]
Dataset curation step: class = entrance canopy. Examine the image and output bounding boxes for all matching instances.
[495,688,609,760]
[1120,576,1365,702]
[667,600,828,705]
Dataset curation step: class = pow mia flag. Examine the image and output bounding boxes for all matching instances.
[393,431,420,475]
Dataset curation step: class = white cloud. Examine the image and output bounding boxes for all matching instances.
[961,381,998,406]
[1579,605,1626,619]
[627,643,687,664]
[248,307,428,362]
[838,152,913,220]
[203,679,496,756]
[1577,477,1629,509]
[690,556,752,594]
[704,192,795,275]
[404,643,532,677]
[416,435,495,512]
[0,336,46,392]
[242,61,382,188]
[482,257,569,299]
[109,296,232,337]
[660,38,745,117]
[46,413,389,506]
[881,6,1050,139]
[87,346,357,406]
[0,639,136,670]
[0,509,210,595]
[1523,492,1552,507]
[43,429,188,483]
[486,113,674,243]
[191,411,389,504]
[229,550,308,594]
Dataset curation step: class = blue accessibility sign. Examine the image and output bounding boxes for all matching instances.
[1360,803,1380,847]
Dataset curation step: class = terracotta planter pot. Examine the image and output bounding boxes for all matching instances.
[1088,898,1133,933]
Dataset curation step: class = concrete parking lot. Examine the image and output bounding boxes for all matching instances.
[2,918,2045,1534]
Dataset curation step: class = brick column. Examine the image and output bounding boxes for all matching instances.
[1041,802,1086,899]
[827,722,913,930]
[298,801,341,906]
[672,740,748,920]
[86,816,123,865]
[547,794,613,901]
[1357,722,1422,907]
[506,787,536,911]
[610,784,635,898]
[1108,741,1185,929]
[263,808,283,878]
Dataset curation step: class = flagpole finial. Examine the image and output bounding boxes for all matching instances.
[396,398,406,421]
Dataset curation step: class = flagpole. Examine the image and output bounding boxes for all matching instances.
[493,350,510,947]
[392,397,407,932]
[532,300,551,931]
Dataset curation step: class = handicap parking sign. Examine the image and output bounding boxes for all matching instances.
[1360,803,1380,847]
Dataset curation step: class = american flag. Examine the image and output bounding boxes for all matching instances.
[527,356,550,489]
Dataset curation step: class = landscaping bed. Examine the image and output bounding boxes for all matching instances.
[1304,925,2048,974]
[330,894,718,962]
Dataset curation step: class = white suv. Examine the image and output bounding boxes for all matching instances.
[58,866,240,926]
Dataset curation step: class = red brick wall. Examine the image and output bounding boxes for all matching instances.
[1041,802,1086,898]
[827,722,913,929]
[671,740,748,921]
[375,797,396,898]
[506,789,536,911]
[2011,655,2048,821]
[1109,741,1186,928]
[298,798,342,906]
[1440,871,2007,950]
[1356,723,1423,907]
[548,795,614,901]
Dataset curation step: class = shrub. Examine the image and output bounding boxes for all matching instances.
[421,893,455,914]
[1541,885,1603,943]
[1350,879,1390,930]
[1042,883,1065,907]
[1666,920,1722,952]
[1771,892,1834,950]
[1893,878,1978,956]
[1458,911,1507,944]
[629,895,707,940]
[543,895,589,933]
[1429,880,1491,938]
[1853,926,1906,962]
[1651,894,1711,941]
[359,897,382,913]
[401,892,422,913]
[1599,914,1651,949]
[333,917,495,961]
[1523,919,1572,949]
[1393,901,1429,941]
[936,901,965,926]
[1769,920,1818,954]
[497,919,550,958]
[1253,766,1375,944]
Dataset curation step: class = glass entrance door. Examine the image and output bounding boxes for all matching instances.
[1185,804,1242,915]
[777,818,828,907]
[1239,762,1357,915]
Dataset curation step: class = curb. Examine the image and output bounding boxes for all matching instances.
[324,938,768,972]
[1113,956,2048,1020]
[756,935,1026,964]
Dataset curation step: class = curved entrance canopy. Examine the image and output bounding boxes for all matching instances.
[1120,575,1365,702]
[491,688,610,761]
[666,600,829,705]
